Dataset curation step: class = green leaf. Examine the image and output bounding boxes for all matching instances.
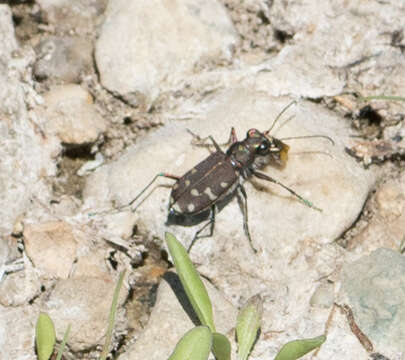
[35,313,56,360]
[168,326,212,360]
[55,324,71,360]
[165,232,215,332]
[100,269,126,360]
[274,335,326,360]
[212,332,231,360]
[236,294,263,360]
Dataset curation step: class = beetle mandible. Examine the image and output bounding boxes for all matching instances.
[122,103,333,252]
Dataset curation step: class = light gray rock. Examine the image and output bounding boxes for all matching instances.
[95,0,239,106]
[347,171,405,253]
[0,305,37,360]
[37,0,107,33]
[34,36,93,83]
[342,248,405,355]
[0,5,17,58]
[0,257,41,306]
[0,5,56,236]
[38,84,107,145]
[310,281,335,309]
[119,272,237,360]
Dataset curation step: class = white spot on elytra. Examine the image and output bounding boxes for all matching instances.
[220,182,228,188]
[191,189,199,196]
[172,203,181,212]
[204,187,217,201]
[185,180,191,186]
[187,203,195,212]
[191,168,197,174]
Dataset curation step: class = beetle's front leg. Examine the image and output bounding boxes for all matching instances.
[252,171,322,212]
[236,184,258,253]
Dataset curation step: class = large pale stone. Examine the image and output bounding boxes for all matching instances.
[95,0,239,106]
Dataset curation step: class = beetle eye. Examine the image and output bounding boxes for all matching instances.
[257,141,269,154]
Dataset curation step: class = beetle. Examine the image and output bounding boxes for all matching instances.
[122,104,332,252]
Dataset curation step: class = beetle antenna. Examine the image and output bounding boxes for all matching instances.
[280,135,335,145]
[264,100,297,135]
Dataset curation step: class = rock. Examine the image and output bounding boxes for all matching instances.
[95,0,239,106]
[342,248,405,355]
[44,275,126,352]
[0,5,17,58]
[24,221,77,278]
[34,36,93,83]
[37,0,108,34]
[0,306,37,360]
[348,172,405,252]
[39,84,107,145]
[119,271,237,360]
[73,248,111,279]
[0,236,17,272]
[310,281,335,309]
[0,257,41,306]
[0,5,56,236]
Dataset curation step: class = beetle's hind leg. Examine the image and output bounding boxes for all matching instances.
[188,205,216,252]
[88,172,180,216]
[236,184,258,253]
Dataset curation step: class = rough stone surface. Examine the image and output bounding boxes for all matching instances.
[95,0,239,106]
[342,248,405,355]
[0,306,37,360]
[44,276,127,352]
[348,172,405,253]
[34,36,93,83]
[37,0,108,34]
[24,221,77,278]
[0,257,41,306]
[39,84,107,145]
[0,5,56,236]
[119,272,237,360]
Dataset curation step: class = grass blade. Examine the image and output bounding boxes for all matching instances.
[100,269,126,360]
[55,324,71,360]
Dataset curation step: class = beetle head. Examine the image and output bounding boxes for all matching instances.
[246,129,289,169]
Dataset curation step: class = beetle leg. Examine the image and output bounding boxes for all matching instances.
[236,184,257,253]
[229,127,238,144]
[187,128,237,151]
[252,170,322,212]
[188,205,216,252]
[116,172,179,212]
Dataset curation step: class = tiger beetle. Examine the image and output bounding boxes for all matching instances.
[118,102,333,252]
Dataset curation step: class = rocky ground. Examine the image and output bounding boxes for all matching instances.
[0,0,405,359]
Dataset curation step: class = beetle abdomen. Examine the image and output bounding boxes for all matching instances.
[170,151,238,214]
